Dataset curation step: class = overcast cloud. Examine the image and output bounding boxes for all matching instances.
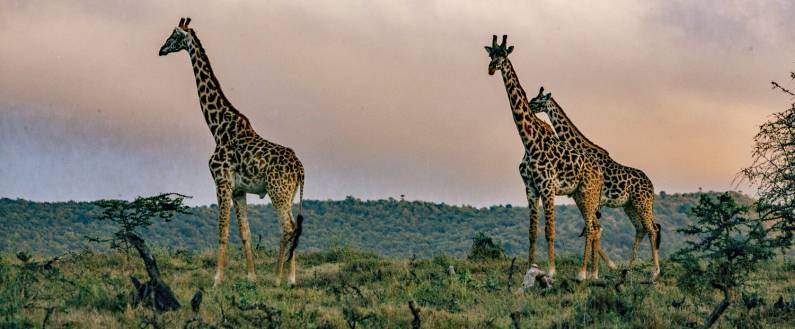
[1,0,792,206]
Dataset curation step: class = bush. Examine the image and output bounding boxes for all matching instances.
[87,193,190,254]
[467,232,504,261]
[673,193,777,328]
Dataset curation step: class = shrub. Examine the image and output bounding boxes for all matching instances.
[741,79,795,252]
[673,193,777,328]
[467,232,504,261]
[87,193,190,254]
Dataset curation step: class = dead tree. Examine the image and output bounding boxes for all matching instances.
[126,232,180,312]
[509,311,521,329]
[408,300,421,329]
[506,257,517,292]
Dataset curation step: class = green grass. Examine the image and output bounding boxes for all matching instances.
[1,247,793,328]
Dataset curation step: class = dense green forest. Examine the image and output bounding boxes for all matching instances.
[0,192,753,259]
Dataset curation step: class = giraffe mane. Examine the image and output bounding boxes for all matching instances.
[187,28,252,128]
[548,96,610,156]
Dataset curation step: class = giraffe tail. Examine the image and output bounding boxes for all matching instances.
[287,174,305,260]
[296,174,304,224]
[654,222,662,250]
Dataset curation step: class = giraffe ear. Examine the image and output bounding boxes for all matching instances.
[506,46,514,54]
[484,46,493,55]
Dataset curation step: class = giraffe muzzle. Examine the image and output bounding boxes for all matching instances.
[158,45,171,56]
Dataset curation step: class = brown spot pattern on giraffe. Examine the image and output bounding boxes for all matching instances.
[487,36,606,279]
[529,89,660,279]
[162,21,305,286]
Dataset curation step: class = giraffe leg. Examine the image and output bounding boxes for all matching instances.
[276,215,296,285]
[275,212,291,286]
[630,229,645,265]
[580,216,616,270]
[233,193,256,282]
[287,179,304,285]
[289,249,297,284]
[213,182,232,287]
[594,207,616,270]
[573,194,596,282]
[542,194,557,278]
[285,206,298,285]
[597,242,616,270]
[591,224,603,280]
[623,205,645,266]
[637,202,660,279]
[273,196,297,286]
[525,188,540,267]
[578,229,593,282]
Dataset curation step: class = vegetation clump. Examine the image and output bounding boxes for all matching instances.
[90,193,191,313]
[87,193,190,253]
[742,76,795,252]
[467,232,504,261]
[674,193,779,328]
[0,192,749,259]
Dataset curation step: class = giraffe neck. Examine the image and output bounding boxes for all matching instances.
[546,98,609,156]
[185,29,252,143]
[499,59,547,148]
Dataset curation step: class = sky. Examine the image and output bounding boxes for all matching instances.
[1,0,793,206]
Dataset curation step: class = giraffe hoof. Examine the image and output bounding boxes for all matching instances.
[539,275,553,288]
[607,261,618,270]
[651,267,661,280]
[213,273,223,287]
[246,272,257,282]
[575,271,587,282]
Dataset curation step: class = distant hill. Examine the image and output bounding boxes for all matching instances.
[0,192,753,259]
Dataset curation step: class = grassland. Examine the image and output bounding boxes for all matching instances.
[2,245,793,328]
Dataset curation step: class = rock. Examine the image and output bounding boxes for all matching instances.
[517,264,550,293]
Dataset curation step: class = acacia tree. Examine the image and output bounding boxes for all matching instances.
[88,193,190,312]
[674,193,775,328]
[740,76,795,251]
[88,193,190,253]
[675,70,795,328]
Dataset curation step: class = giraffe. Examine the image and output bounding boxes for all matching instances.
[485,35,607,280]
[529,90,661,279]
[158,18,305,286]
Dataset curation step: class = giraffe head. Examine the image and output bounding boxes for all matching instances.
[484,35,514,75]
[529,87,555,114]
[158,17,192,56]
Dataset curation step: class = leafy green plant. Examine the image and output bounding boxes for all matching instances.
[86,193,190,253]
[85,193,190,313]
[467,232,504,261]
[0,252,74,328]
[741,79,795,252]
[673,193,777,328]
